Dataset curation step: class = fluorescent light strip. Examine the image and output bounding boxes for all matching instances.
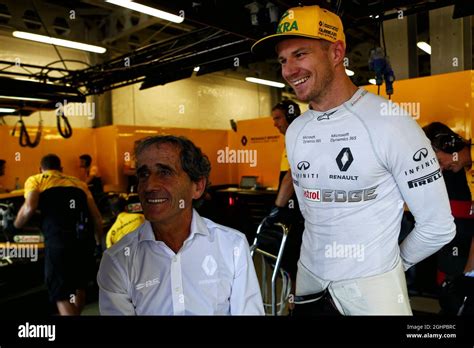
[417,41,431,55]
[0,95,50,102]
[0,108,16,113]
[345,69,355,76]
[106,0,184,23]
[245,77,285,88]
[12,31,106,54]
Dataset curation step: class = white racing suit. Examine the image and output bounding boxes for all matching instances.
[286,88,456,315]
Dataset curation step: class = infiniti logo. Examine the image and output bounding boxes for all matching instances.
[297,161,310,170]
[413,148,428,162]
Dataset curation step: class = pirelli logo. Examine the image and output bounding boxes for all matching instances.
[407,169,442,189]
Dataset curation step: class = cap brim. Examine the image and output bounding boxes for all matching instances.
[251,33,324,57]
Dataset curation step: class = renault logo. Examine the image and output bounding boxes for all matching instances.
[297,161,310,170]
[413,148,428,162]
[336,148,354,172]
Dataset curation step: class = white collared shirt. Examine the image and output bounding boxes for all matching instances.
[98,209,264,315]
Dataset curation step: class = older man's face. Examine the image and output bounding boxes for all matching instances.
[136,143,203,225]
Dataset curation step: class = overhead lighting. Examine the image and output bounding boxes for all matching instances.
[345,69,355,76]
[106,0,184,23]
[0,95,50,102]
[12,31,106,54]
[0,107,16,113]
[193,66,200,72]
[245,77,285,88]
[369,78,377,85]
[417,41,431,55]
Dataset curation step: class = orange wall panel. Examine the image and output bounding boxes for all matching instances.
[229,117,284,189]
[0,125,95,191]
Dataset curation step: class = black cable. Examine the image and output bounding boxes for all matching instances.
[11,115,42,148]
[56,111,73,138]
[31,0,68,71]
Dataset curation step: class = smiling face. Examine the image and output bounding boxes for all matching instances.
[277,38,335,104]
[136,142,204,226]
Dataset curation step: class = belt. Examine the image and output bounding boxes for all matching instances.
[294,289,328,304]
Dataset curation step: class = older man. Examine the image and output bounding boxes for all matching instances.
[98,135,264,315]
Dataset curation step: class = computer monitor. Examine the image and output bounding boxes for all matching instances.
[239,176,258,189]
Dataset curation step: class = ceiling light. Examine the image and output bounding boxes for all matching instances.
[193,66,200,72]
[345,69,355,76]
[0,95,50,102]
[369,79,376,85]
[13,31,106,54]
[0,107,16,113]
[106,0,184,23]
[417,41,431,55]
[245,77,285,88]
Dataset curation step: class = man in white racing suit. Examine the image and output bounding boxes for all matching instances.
[251,5,455,315]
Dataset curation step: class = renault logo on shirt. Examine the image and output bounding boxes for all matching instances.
[336,148,354,171]
[297,161,310,170]
[202,255,217,276]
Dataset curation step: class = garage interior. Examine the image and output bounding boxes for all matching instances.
[0,0,473,318]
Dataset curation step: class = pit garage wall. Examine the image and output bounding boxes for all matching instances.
[1,71,472,193]
[0,126,96,191]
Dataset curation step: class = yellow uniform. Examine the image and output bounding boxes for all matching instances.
[106,212,145,248]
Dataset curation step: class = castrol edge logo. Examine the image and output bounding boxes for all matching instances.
[303,188,321,202]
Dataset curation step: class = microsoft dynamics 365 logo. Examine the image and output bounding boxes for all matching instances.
[336,148,353,172]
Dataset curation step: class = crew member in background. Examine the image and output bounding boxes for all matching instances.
[105,193,145,248]
[14,154,103,315]
[264,100,304,304]
[0,159,7,193]
[79,154,104,202]
[423,122,474,315]
[252,4,455,315]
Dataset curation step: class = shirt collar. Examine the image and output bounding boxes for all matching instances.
[138,209,209,244]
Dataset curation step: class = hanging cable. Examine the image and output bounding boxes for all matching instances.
[56,109,73,138]
[11,113,43,148]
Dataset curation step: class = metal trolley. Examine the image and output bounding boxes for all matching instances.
[250,221,291,316]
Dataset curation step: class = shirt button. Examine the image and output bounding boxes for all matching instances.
[175,287,181,293]
[172,256,178,262]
